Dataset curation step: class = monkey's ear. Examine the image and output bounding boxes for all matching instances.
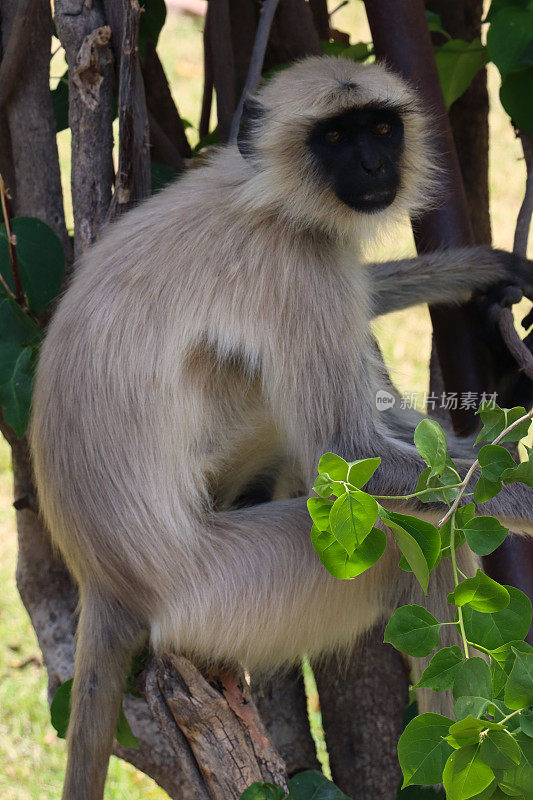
[237,97,264,161]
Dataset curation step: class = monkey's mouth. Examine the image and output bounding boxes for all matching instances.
[342,188,397,213]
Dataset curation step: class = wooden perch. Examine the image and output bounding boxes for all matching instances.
[146,655,288,800]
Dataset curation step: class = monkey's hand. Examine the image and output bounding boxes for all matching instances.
[490,250,533,302]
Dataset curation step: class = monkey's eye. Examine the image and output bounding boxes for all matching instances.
[373,121,391,135]
[325,129,343,144]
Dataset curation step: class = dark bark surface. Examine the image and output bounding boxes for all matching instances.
[252,667,320,776]
[315,625,409,798]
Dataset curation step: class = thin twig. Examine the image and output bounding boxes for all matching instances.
[0,0,36,109]
[513,133,533,258]
[493,132,533,375]
[229,0,282,143]
[438,409,533,527]
[0,172,23,305]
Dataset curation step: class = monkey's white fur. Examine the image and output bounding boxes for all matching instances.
[30,57,532,800]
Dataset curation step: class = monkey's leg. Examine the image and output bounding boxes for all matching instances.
[63,591,145,800]
[151,497,404,670]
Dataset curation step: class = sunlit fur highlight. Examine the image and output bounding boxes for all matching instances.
[29,57,532,800]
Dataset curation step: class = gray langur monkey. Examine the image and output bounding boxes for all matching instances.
[30,56,533,800]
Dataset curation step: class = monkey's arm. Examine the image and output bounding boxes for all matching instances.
[370,246,533,317]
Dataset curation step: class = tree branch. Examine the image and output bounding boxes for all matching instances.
[0,0,70,254]
[104,0,151,217]
[229,0,281,142]
[0,0,35,109]
[142,40,192,162]
[205,0,236,142]
[54,1,114,257]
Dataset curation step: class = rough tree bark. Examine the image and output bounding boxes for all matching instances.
[54,0,114,257]
[0,0,69,252]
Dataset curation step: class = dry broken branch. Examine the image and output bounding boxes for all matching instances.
[148,655,288,800]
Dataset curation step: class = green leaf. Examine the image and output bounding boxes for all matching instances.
[320,40,346,56]
[241,783,287,800]
[51,70,69,132]
[519,710,533,737]
[502,447,533,488]
[346,456,381,488]
[313,472,332,498]
[504,650,533,709]
[474,475,503,504]
[443,744,495,799]
[478,446,517,483]
[480,731,521,770]
[462,587,532,651]
[414,418,448,477]
[453,658,493,702]
[448,715,504,747]
[311,525,386,580]
[380,513,430,593]
[490,641,533,668]
[415,646,464,692]
[317,452,349,481]
[486,0,532,24]
[340,42,373,63]
[307,497,334,530]
[457,504,477,528]
[463,517,509,556]
[398,713,454,788]
[384,605,441,657]
[426,9,451,38]
[454,697,491,721]
[435,39,487,109]
[329,490,378,554]
[0,217,65,313]
[115,704,139,749]
[487,6,533,77]
[50,678,73,738]
[500,67,533,133]
[475,405,530,445]
[448,571,510,613]
[502,732,533,796]
[0,296,42,436]
[384,512,440,574]
[288,770,350,799]
[416,457,462,504]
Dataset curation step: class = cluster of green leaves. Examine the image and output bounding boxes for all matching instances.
[0,217,65,435]
[306,403,533,800]
[240,770,349,799]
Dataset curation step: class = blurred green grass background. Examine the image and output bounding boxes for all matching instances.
[2,3,531,797]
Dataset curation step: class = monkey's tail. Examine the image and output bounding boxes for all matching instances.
[62,590,144,800]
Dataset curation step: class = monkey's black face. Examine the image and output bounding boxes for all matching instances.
[307,106,404,213]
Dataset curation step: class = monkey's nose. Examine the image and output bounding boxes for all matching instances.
[361,156,383,175]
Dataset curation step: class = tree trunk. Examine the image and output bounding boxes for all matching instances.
[315,625,409,798]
